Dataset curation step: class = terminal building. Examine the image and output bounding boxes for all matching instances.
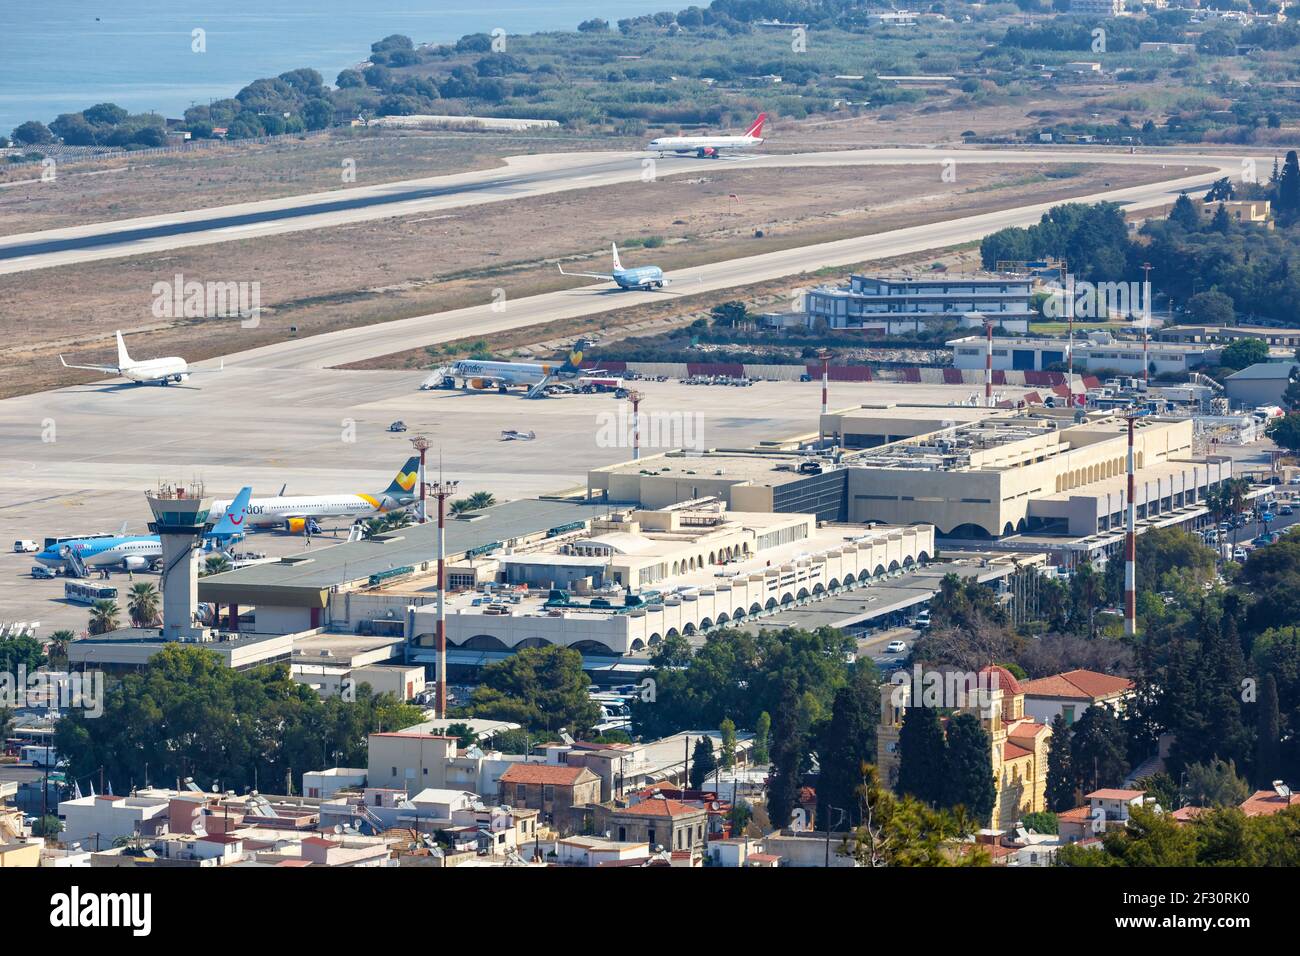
[803,273,1034,334]
[589,407,1231,566]
[948,332,1221,377]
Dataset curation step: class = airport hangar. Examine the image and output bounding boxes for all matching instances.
[587,403,1233,567]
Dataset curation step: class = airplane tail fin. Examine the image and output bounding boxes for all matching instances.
[209,486,252,539]
[611,242,623,272]
[384,456,422,499]
[115,331,133,368]
[745,112,768,138]
[562,340,588,372]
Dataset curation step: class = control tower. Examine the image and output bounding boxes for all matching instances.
[145,481,212,642]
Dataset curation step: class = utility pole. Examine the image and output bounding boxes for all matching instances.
[1123,414,1140,637]
[429,475,459,718]
[409,436,430,523]
[1141,262,1154,388]
[627,390,644,461]
[984,321,994,408]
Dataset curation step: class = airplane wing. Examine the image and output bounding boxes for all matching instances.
[60,356,121,375]
[557,264,615,281]
[186,359,225,375]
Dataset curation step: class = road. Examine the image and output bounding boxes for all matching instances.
[0,146,1239,277]
[212,151,1232,371]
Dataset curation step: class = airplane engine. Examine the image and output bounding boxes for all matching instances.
[121,555,151,571]
[697,146,717,158]
[470,378,491,390]
[285,517,307,534]
[173,373,190,383]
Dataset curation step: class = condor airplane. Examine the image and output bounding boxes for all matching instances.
[647,112,767,158]
[423,345,601,398]
[558,243,666,291]
[59,330,221,386]
[209,457,421,533]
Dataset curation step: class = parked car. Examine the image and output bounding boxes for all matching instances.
[1233,547,1249,562]
[31,565,56,579]
[1281,505,1294,516]
[12,539,38,553]
[885,640,909,654]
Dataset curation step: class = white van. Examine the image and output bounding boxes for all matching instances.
[13,539,38,553]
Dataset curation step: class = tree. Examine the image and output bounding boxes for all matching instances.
[203,555,231,576]
[816,676,878,829]
[1070,704,1130,793]
[1184,289,1235,327]
[1181,757,1251,807]
[1277,149,1300,221]
[467,646,599,734]
[444,722,477,748]
[850,764,982,867]
[1221,337,1269,370]
[1267,413,1300,455]
[467,491,496,511]
[1022,810,1058,834]
[1255,673,1282,788]
[1169,192,1202,230]
[577,18,609,31]
[54,644,423,794]
[753,711,771,765]
[0,634,47,673]
[45,630,74,668]
[944,713,995,825]
[11,120,53,145]
[719,717,737,771]
[88,600,119,636]
[766,681,805,829]
[689,736,717,790]
[896,705,947,806]
[127,582,160,627]
[1045,714,1077,811]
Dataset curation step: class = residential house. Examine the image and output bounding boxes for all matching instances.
[1019,668,1134,726]
[498,764,601,832]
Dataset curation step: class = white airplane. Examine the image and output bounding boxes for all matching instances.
[60,330,220,385]
[648,112,767,158]
[422,344,603,398]
[209,457,421,534]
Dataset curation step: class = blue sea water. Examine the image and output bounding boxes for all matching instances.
[0,0,674,135]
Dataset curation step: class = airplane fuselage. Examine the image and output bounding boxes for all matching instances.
[122,357,189,384]
[209,493,409,530]
[612,266,665,290]
[647,135,763,157]
[36,535,160,570]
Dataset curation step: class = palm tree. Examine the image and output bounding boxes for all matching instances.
[467,491,496,511]
[88,600,120,636]
[449,498,474,516]
[127,583,160,627]
[384,510,414,530]
[46,629,75,667]
[202,555,231,576]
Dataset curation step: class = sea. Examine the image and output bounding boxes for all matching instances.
[0,0,675,135]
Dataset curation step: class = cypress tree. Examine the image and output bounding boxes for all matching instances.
[1046,713,1078,812]
[896,704,947,806]
[1255,674,1282,789]
[816,678,876,829]
[766,682,805,829]
[944,712,996,825]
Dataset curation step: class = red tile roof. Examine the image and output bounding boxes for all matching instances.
[980,665,1023,696]
[1019,669,1134,701]
[1003,741,1033,761]
[1008,719,1048,739]
[302,836,339,847]
[618,798,704,819]
[499,764,595,786]
[1240,790,1295,817]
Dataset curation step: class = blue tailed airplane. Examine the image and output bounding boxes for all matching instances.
[558,243,667,291]
[35,487,253,573]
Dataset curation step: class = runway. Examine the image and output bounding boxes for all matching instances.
[212,152,1230,371]
[0,146,1239,276]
